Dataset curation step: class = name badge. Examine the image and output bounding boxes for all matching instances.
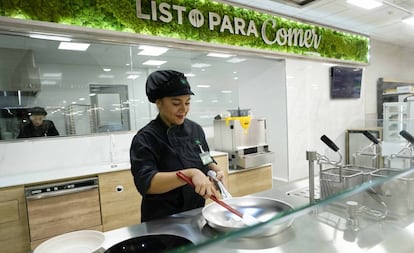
[196,140,213,165]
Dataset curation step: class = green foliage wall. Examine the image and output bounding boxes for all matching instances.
[0,0,369,63]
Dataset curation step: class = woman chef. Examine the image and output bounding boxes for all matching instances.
[130,70,224,222]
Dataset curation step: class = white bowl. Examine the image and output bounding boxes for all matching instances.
[34,230,105,253]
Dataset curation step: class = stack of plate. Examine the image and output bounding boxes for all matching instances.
[34,230,105,253]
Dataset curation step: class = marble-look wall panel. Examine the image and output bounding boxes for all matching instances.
[285,59,366,180]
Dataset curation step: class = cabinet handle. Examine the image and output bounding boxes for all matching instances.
[26,185,98,200]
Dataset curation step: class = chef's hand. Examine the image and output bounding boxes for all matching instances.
[207,162,226,186]
[189,169,217,199]
[214,170,225,182]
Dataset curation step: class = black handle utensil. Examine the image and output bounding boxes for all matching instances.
[320,135,340,152]
[362,130,379,145]
[400,130,414,145]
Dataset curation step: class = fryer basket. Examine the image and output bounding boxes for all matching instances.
[320,167,364,200]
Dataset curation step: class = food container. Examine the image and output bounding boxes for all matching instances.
[370,169,414,217]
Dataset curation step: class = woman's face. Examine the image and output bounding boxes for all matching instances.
[30,115,46,127]
[157,95,191,127]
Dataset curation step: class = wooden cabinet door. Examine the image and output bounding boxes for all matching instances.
[27,188,102,245]
[214,154,229,187]
[0,186,30,253]
[99,170,142,231]
[228,165,273,197]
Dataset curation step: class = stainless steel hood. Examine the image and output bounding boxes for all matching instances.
[0,48,41,96]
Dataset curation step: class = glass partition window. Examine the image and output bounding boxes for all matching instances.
[0,33,281,140]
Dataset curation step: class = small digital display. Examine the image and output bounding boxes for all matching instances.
[330,66,363,99]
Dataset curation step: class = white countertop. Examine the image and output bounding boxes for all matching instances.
[0,162,131,188]
[0,151,228,188]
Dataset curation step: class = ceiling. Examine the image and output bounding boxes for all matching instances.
[227,0,414,48]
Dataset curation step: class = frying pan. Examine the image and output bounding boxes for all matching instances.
[202,196,294,238]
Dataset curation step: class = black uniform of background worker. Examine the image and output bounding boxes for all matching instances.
[130,70,223,222]
[17,106,59,138]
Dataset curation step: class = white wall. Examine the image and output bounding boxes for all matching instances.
[282,39,414,181]
[238,59,289,181]
[285,59,366,181]
[365,40,414,119]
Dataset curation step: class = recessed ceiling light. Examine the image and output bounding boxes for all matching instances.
[98,74,115,79]
[192,63,211,68]
[403,16,414,25]
[103,68,112,72]
[142,60,167,66]
[346,0,382,10]
[43,73,62,78]
[138,45,169,56]
[41,80,57,85]
[127,75,140,79]
[185,73,196,77]
[227,58,246,63]
[29,34,72,42]
[58,42,90,51]
[207,52,234,58]
[221,90,233,93]
[197,84,211,88]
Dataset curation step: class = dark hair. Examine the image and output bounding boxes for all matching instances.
[29,106,47,116]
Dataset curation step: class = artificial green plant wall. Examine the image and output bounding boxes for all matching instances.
[0,0,369,63]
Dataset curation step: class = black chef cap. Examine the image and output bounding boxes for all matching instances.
[29,106,47,116]
[146,70,194,103]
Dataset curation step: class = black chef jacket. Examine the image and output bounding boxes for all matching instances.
[130,115,212,222]
[17,120,59,138]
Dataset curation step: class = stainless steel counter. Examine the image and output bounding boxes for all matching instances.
[96,180,414,253]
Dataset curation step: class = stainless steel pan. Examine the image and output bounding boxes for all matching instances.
[202,196,294,237]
